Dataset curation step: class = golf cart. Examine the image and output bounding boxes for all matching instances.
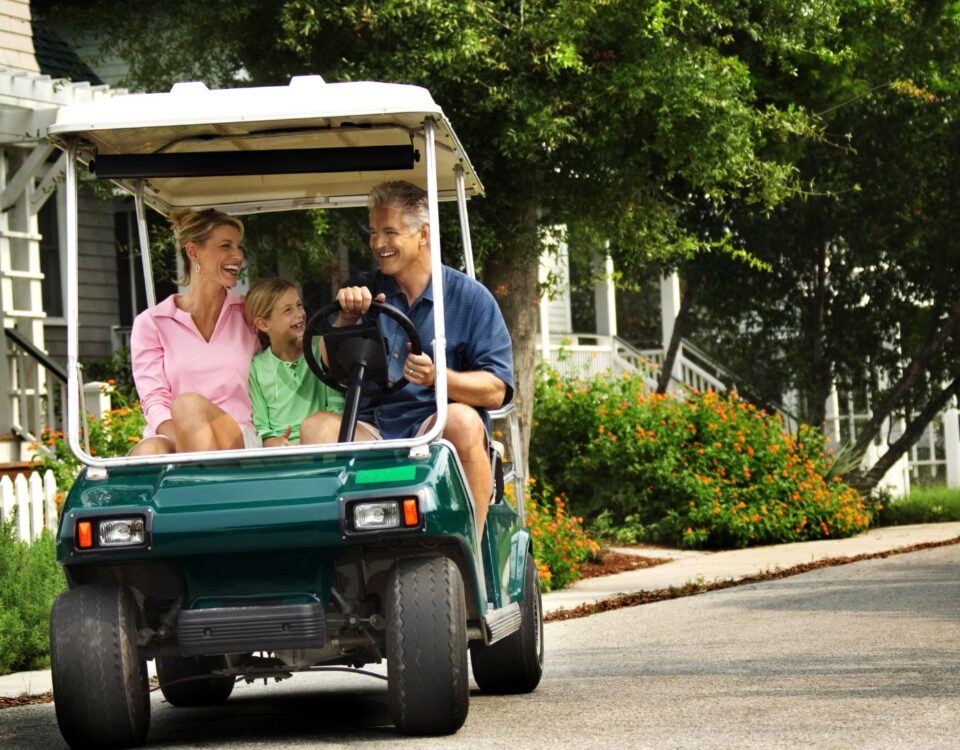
[46,76,542,748]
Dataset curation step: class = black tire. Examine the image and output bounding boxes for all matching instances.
[156,655,235,707]
[50,585,150,749]
[470,550,544,693]
[386,555,469,735]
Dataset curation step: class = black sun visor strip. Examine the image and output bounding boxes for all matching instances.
[90,145,419,179]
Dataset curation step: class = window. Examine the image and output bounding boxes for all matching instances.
[38,196,64,318]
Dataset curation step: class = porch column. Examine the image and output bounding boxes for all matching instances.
[593,251,617,336]
[944,404,960,488]
[659,271,683,385]
[538,256,551,365]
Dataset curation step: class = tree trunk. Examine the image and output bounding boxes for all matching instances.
[656,275,698,394]
[850,301,960,458]
[854,377,960,492]
[482,215,540,475]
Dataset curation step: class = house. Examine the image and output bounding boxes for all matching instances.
[0,0,154,475]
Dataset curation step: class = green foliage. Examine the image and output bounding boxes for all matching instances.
[510,479,601,592]
[32,386,145,495]
[877,486,960,526]
[83,347,137,405]
[0,523,65,674]
[530,368,872,548]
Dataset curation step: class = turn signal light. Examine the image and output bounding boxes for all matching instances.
[402,498,419,527]
[77,521,93,549]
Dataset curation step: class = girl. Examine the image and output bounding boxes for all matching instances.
[246,278,345,446]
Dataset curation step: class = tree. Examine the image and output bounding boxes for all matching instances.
[40,0,845,463]
[686,1,960,490]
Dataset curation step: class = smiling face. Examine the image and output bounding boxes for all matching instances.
[368,205,428,279]
[255,286,305,355]
[188,224,244,289]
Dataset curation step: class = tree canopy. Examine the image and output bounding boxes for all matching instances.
[39,0,852,461]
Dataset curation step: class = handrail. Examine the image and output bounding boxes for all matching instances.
[4,328,68,383]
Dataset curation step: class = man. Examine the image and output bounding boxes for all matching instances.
[300,181,513,532]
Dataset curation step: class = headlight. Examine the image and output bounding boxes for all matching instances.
[98,518,146,547]
[353,501,401,530]
[350,498,420,532]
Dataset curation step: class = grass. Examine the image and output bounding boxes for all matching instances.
[878,485,960,526]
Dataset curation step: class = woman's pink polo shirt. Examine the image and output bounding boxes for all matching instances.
[130,291,260,438]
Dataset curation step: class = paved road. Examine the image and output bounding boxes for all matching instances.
[2,545,958,749]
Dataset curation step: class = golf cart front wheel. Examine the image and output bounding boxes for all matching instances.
[50,584,151,749]
[386,555,469,735]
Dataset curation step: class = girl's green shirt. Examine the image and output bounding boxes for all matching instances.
[248,344,344,443]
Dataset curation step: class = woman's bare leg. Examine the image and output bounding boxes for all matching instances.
[170,393,243,452]
[129,436,176,456]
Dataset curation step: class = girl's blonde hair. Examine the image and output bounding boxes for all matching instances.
[169,208,244,285]
[245,277,298,349]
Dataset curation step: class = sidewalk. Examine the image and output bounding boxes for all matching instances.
[2,522,958,699]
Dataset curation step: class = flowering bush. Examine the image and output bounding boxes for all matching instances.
[530,368,872,549]
[31,382,145,496]
[505,478,601,592]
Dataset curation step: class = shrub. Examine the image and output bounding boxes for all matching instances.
[32,383,145,495]
[530,368,872,549]
[0,521,65,674]
[83,347,137,405]
[506,478,601,592]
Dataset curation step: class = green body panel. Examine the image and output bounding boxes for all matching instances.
[57,444,529,615]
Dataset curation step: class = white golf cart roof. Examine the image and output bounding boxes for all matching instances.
[48,76,483,215]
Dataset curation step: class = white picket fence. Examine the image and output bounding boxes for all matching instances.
[0,470,59,543]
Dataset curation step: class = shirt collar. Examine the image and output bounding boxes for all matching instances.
[380,272,434,307]
[153,290,245,319]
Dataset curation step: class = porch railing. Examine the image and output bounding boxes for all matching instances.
[4,327,67,460]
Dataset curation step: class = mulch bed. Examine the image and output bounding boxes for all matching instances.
[0,691,52,709]
[578,550,672,579]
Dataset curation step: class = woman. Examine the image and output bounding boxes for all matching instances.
[129,208,260,454]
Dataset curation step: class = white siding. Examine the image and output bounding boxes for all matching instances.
[0,0,39,74]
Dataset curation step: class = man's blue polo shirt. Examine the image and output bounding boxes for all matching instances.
[350,265,514,439]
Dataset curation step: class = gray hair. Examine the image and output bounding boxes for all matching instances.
[368,181,429,230]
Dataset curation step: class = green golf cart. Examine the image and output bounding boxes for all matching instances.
[46,75,542,749]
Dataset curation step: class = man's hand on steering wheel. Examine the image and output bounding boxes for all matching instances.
[335,286,385,326]
[403,342,435,388]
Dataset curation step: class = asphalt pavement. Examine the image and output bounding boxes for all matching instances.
[2,521,958,700]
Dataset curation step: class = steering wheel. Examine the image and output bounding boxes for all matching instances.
[303,299,423,397]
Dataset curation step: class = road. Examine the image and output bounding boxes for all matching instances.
[2,545,958,749]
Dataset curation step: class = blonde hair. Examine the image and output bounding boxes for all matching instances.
[245,277,298,349]
[169,208,244,285]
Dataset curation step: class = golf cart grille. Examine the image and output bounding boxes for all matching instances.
[177,603,325,656]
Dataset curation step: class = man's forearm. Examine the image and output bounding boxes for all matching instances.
[444,370,507,409]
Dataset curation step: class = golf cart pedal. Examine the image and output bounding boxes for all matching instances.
[177,603,325,656]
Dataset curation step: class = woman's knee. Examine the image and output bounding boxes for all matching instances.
[129,436,174,455]
[171,392,211,416]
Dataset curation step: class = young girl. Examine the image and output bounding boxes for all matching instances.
[245,278,344,446]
